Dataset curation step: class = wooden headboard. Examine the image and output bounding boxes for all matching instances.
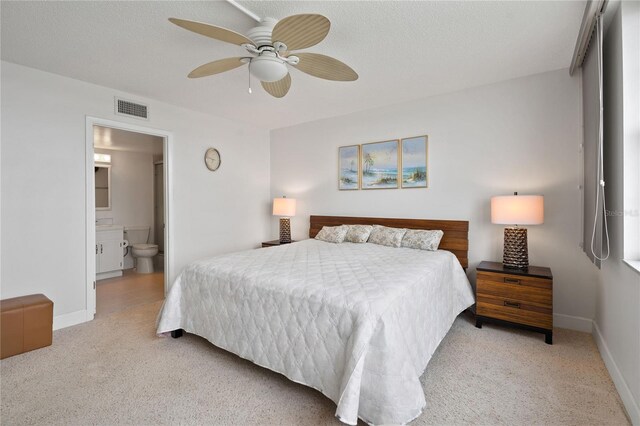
[309,215,469,268]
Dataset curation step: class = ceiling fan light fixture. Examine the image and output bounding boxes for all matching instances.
[249,53,288,82]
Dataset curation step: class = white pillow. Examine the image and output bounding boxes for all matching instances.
[344,225,373,243]
[314,225,349,243]
[368,225,407,248]
[401,229,444,251]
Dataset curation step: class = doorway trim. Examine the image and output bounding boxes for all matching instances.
[85,116,174,320]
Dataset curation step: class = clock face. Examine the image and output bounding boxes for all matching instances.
[204,148,221,171]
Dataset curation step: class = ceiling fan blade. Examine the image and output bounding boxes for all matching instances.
[293,53,358,81]
[261,73,292,98]
[188,57,246,78]
[272,14,330,51]
[169,18,255,46]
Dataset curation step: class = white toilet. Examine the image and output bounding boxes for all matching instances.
[124,226,158,274]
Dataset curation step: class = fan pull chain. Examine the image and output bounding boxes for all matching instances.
[248,60,252,94]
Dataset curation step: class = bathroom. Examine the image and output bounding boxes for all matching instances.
[94,125,165,316]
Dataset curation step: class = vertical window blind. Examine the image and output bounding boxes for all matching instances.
[572,0,608,267]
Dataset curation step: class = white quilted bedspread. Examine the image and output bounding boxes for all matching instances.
[157,239,474,425]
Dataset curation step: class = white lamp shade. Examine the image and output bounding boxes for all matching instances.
[273,197,296,217]
[491,195,544,225]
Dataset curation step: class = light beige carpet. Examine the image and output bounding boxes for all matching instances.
[0,301,629,425]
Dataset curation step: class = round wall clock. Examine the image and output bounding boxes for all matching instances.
[204,148,221,171]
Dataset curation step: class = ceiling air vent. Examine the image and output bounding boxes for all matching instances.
[114,97,149,120]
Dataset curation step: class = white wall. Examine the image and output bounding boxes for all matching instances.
[0,61,271,326]
[95,149,156,269]
[270,68,598,327]
[95,149,154,232]
[595,2,640,423]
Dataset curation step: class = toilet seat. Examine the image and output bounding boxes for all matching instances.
[132,244,158,256]
[132,243,157,250]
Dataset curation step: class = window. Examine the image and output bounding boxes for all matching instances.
[620,0,640,270]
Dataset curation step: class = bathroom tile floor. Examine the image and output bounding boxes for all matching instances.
[96,269,164,317]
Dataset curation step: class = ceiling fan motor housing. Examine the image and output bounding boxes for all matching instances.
[246,17,277,47]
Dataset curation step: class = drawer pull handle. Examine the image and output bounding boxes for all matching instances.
[504,277,521,284]
[504,301,521,309]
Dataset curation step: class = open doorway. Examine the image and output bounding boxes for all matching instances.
[85,118,172,320]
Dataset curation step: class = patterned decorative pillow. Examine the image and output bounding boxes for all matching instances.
[314,225,349,243]
[368,225,407,248]
[401,229,444,251]
[344,225,373,243]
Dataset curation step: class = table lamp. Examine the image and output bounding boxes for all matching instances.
[491,192,544,269]
[272,196,296,243]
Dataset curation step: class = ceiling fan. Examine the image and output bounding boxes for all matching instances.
[169,1,358,98]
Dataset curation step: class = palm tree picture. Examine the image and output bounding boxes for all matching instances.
[361,140,399,189]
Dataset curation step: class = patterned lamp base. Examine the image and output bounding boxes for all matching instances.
[279,217,292,244]
[503,226,529,269]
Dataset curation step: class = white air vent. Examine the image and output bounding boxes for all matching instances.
[114,97,149,120]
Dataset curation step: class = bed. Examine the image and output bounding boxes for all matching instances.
[157,216,474,425]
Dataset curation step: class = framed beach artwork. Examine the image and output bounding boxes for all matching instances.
[361,140,399,190]
[338,145,360,190]
[401,135,428,188]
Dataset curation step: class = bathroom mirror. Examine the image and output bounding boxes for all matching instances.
[95,165,111,210]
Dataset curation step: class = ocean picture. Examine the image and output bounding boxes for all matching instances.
[401,136,428,188]
[361,140,399,189]
[339,145,359,190]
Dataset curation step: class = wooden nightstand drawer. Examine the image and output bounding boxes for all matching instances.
[477,271,551,290]
[477,294,552,329]
[475,261,553,344]
[477,272,551,306]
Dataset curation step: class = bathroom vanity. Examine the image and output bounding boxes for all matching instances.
[96,225,126,280]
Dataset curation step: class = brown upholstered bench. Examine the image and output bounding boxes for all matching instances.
[1,294,53,359]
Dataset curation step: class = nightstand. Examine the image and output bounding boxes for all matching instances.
[261,240,296,248]
[475,261,553,344]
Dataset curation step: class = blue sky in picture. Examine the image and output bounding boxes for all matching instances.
[340,145,358,164]
[363,140,397,169]
[402,136,427,168]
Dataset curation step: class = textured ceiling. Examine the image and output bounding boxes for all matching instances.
[1,1,584,130]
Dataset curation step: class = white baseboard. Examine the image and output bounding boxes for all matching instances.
[553,313,593,333]
[593,321,640,425]
[53,309,91,330]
